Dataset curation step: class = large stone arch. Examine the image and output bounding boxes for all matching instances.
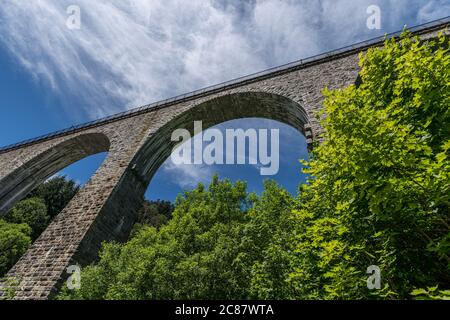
[0,132,110,214]
[119,91,310,201]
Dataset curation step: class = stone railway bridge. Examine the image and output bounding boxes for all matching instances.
[0,19,448,299]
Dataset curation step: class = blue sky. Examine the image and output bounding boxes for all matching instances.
[0,1,448,201]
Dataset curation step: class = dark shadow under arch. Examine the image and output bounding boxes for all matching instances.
[0,132,110,213]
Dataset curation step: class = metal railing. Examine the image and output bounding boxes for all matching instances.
[1,16,449,153]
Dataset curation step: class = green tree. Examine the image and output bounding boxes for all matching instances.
[289,31,450,299]
[5,198,48,240]
[0,176,77,280]
[28,176,79,219]
[0,220,31,277]
[58,177,298,300]
[243,180,297,299]
[134,199,174,229]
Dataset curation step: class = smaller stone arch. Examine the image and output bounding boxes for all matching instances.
[0,132,110,214]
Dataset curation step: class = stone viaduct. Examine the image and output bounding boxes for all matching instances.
[0,18,448,299]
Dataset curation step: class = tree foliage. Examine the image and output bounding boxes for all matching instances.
[289,31,450,299]
[0,220,31,277]
[0,176,78,281]
[27,176,79,219]
[244,180,297,299]
[4,198,48,240]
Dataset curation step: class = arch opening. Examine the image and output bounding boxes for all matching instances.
[0,132,110,214]
[133,92,310,187]
[104,92,312,231]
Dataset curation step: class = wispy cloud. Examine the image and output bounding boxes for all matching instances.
[162,162,214,189]
[0,1,444,121]
[417,0,450,22]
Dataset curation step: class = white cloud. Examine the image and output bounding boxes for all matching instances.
[162,161,214,189]
[1,0,444,121]
[0,0,266,120]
